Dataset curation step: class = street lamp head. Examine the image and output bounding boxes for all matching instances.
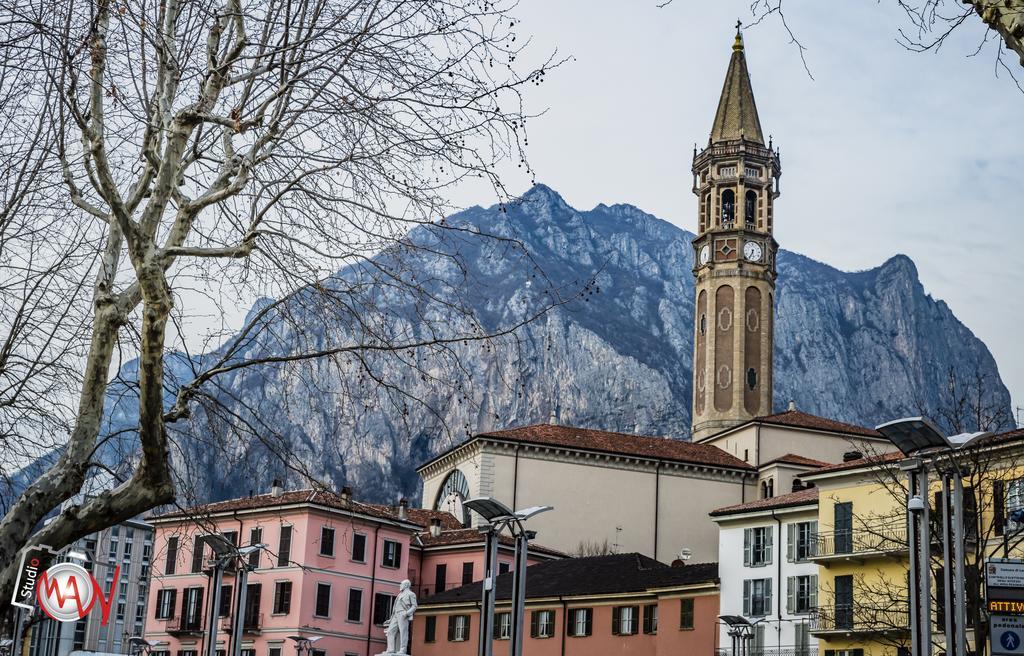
[203,533,237,557]
[464,497,516,523]
[236,543,268,557]
[875,416,946,455]
[513,506,553,521]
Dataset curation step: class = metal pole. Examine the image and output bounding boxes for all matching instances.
[941,473,954,654]
[477,527,498,656]
[205,563,225,656]
[952,471,967,656]
[230,563,249,656]
[906,469,920,656]
[919,467,932,655]
[509,529,531,656]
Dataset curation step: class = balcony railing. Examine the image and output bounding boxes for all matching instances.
[810,605,909,634]
[166,614,204,635]
[220,613,263,634]
[813,523,907,560]
[716,648,815,656]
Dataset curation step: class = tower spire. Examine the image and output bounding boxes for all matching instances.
[710,25,764,145]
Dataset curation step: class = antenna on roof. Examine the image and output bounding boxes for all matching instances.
[788,400,797,412]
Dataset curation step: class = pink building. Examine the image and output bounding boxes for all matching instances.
[412,554,720,656]
[143,485,560,656]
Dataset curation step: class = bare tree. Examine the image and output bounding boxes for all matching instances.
[0,0,567,617]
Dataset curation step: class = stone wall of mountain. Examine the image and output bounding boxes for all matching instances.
[81,185,1015,505]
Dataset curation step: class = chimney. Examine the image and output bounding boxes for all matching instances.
[548,409,557,425]
[398,498,408,520]
[429,518,442,538]
[787,400,797,412]
[340,486,352,503]
[842,450,864,463]
[271,478,283,498]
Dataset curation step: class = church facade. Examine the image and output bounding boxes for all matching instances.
[417,31,896,563]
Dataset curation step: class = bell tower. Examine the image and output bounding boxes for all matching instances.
[691,28,781,441]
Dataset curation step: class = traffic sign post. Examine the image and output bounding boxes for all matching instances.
[989,559,1024,656]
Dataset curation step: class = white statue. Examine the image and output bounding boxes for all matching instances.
[377,579,417,656]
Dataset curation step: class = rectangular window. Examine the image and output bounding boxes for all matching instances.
[320,527,335,557]
[123,541,133,559]
[244,583,261,628]
[222,531,238,546]
[182,587,203,630]
[272,581,292,615]
[499,562,511,575]
[424,616,437,643]
[447,615,470,642]
[352,533,367,562]
[742,578,773,617]
[530,610,555,638]
[248,528,263,568]
[347,588,363,622]
[269,648,282,656]
[381,540,402,569]
[680,598,695,630]
[165,532,180,573]
[278,526,292,566]
[834,502,853,554]
[743,526,773,567]
[240,650,255,656]
[642,604,658,635]
[788,521,819,562]
[567,608,592,637]
[461,562,474,585]
[493,612,512,640]
[218,585,232,617]
[155,589,176,619]
[314,583,331,618]
[191,536,205,573]
[612,606,639,636]
[373,593,396,626]
[787,575,818,614]
[109,539,119,563]
[434,564,447,594]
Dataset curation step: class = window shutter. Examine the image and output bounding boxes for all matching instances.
[567,610,576,637]
[743,580,751,616]
[765,578,773,610]
[787,577,795,614]
[743,528,752,566]
[810,575,818,609]
[530,610,540,638]
[630,606,640,635]
[642,606,652,634]
[447,616,456,641]
[278,526,292,566]
[585,608,593,636]
[810,521,819,557]
[787,524,796,562]
[996,480,1006,536]
[492,614,501,640]
[765,527,773,565]
[825,651,835,656]
[612,607,621,635]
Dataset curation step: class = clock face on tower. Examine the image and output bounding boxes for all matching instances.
[743,241,763,262]
[699,244,710,265]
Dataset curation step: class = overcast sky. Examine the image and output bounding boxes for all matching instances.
[451,0,1024,414]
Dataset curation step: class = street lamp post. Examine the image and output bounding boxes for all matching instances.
[201,535,267,656]
[463,498,552,656]
[876,416,992,656]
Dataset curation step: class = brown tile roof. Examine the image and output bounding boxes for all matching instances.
[424,423,753,471]
[150,489,463,531]
[762,453,832,468]
[415,528,566,558]
[710,486,819,517]
[421,554,718,605]
[754,409,883,438]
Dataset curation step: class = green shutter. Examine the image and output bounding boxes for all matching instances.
[612,607,621,635]
[787,523,796,562]
[447,616,455,641]
[743,528,752,566]
[809,521,819,557]
[786,576,795,614]
[765,578,773,612]
[630,606,640,635]
[765,527,773,565]
[530,610,540,638]
[743,580,751,616]
[810,575,818,610]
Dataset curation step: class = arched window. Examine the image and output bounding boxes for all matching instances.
[434,469,471,526]
[745,190,757,227]
[721,189,735,226]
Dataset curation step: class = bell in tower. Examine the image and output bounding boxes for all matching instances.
[690,25,781,442]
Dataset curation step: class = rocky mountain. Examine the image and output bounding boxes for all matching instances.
[42,184,1017,506]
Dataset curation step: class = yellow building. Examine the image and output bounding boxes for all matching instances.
[801,427,1024,656]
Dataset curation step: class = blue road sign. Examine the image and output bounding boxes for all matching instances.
[1004,631,1022,651]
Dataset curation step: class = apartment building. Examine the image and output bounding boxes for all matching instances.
[411,553,719,656]
[710,486,820,656]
